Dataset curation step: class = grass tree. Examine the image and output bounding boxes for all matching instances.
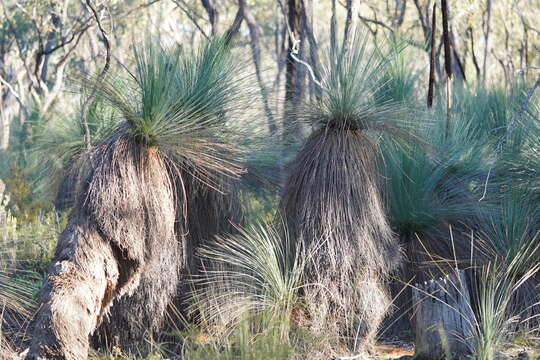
[26,38,251,359]
[380,111,487,279]
[480,98,540,331]
[280,31,408,351]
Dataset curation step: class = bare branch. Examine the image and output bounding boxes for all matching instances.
[171,0,209,39]
[427,3,437,108]
[81,0,112,150]
[224,0,245,46]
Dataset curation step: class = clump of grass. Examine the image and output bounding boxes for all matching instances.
[471,242,540,360]
[184,218,351,359]
[190,219,303,339]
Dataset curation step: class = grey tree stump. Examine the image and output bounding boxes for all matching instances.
[412,269,475,359]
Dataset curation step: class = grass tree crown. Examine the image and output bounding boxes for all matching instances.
[295,30,411,134]
[78,37,254,181]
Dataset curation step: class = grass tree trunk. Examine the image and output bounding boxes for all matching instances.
[91,228,181,353]
[92,172,243,355]
[412,270,474,359]
[282,130,400,349]
[26,141,177,359]
[27,217,121,359]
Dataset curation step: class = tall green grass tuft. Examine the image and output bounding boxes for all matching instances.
[190,219,303,340]
[182,218,323,359]
[471,243,540,360]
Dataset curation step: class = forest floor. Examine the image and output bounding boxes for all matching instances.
[374,340,539,360]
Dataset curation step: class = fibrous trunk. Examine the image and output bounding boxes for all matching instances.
[92,170,242,355]
[26,136,176,359]
[281,129,401,347]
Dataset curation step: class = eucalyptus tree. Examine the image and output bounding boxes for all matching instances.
[26,37,252,360]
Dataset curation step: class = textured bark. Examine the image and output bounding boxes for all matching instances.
[26,139,177,359]
[342,0,359,52]
[92,233,181,353]
[282,130,401,348]
[412,270,474,359]
[92,171,242,355]
[26,216,122,360]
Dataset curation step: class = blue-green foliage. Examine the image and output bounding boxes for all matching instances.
[300,30,410,132]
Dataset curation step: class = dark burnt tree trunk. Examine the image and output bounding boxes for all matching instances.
[283,0,303,141]
[412,270,474,359]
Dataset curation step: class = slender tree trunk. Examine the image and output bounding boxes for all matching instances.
[427,3,437,108]
[301,0,321,101]
[468,27,481,79]
[482,0,492,85]
[449,25,466,81]
[0,97,11,150]
[343,0,359,52]
[524,27,529,82]
[284,0,302,140]
[330,0,337,61]
[201,0,219,35]
[441,0,452,136]
[294,1,307,106]
[242,7,277,134]
[223,0,245,46]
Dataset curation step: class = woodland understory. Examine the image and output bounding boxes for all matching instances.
[0,1,539,360]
